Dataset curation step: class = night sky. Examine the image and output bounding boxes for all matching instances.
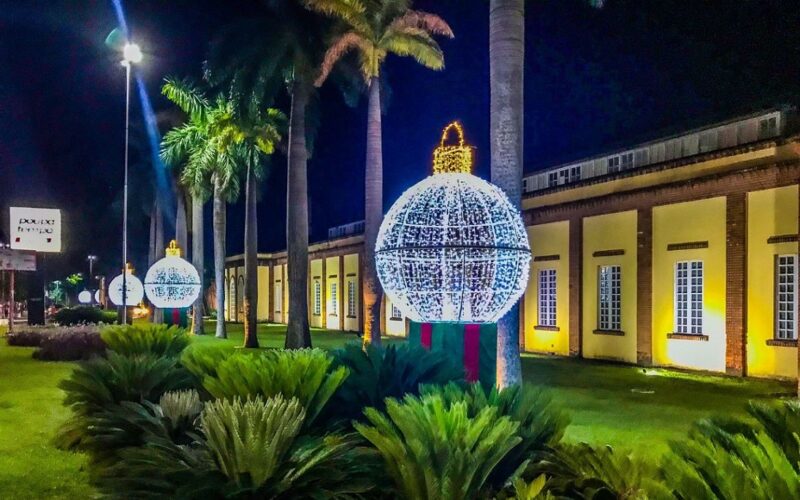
[2,0,800,283]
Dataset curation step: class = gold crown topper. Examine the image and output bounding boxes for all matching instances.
[433,121,474,174]
[166,239,182,257]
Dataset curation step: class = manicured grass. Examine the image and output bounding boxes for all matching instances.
[0,325,93,499]
[0,321,794,497]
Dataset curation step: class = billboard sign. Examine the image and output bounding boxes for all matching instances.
[0,249,36,271]
[9,207,61,253]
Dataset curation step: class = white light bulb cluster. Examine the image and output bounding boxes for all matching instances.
[144,254,201,309]
[376,172,531,323]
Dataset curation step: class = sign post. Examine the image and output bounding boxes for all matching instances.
[9,207,61,326]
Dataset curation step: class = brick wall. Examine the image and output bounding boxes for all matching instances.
[726,192,747,375]
[636,208,653,365]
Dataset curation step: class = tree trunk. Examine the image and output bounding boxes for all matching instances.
[285,82,312,349]
[363,77,383,347]
[175,190,189,256]
[191,193,205,335]
[243,164,260,348]
[213,175,227,339]
[490,0,525,387]
[149,197,164,324]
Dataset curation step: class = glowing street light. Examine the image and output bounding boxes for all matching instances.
[119,40,142,323]
[122,42,143,65]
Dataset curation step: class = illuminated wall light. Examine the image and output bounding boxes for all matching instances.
[144,240,201,309]
[376,121,531,323]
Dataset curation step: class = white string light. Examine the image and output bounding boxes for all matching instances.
[376,122,530,323]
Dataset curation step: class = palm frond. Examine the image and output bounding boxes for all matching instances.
[316,32,373,86]
[389,10,454,38]
[381,27,445,70]
[161,78,210,120]
[303,0,369,33]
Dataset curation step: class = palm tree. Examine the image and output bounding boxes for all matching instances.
[161,79,284,347]
[490,0,603,387]
[490,0,525,387]
[309,0,453,347]
[205,1,349,349]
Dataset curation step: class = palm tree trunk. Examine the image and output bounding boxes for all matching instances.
[191,193,205,335]
[363,77,383,347]
[243,164,260,348]
[213,175,227,339]
[285,82,312,349]
[175,190,189,256]
[490,0,525,387]
[149,197,164,324]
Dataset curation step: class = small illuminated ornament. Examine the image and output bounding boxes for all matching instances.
[94,290,101,304]
[78,290,92,304]
[376,121,531,323]
[144,240,201,309]
[108,263,145,306]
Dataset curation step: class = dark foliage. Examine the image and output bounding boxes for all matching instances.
[34,330,106,361]
[6,329,50,347]
[320,343,465,427]
[53,306,117,326]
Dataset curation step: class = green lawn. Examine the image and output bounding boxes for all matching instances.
[0,321,794,497]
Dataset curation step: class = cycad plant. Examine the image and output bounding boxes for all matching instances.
[320,343,464,427]
[355,390,522,500]
[99,395,378,499]
[101,323,191,358]
[190,348,348,428]
[421,382,569,491]
[663,400,800,500]
[309,0,453,346]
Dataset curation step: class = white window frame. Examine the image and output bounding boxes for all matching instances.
[537,269,557,327]
[274,283,282,313]
[313,280,321,316]
[675,261,703,334]
[598,265,621,331]
[347,279,356,317]
[391,303,402,320]
[620,152,633,170]
[330,282,338,316]
[775,255,798,340]
[607,156,621,173]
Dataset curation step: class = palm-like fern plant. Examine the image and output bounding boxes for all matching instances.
[161,79,285,346]
[101,324,191,358]
[189,348,348,428]
[308,0,452,347]
[98,395,379,498]
[355,390,522,500]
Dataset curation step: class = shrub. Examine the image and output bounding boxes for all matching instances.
[54,306,117,326]
[321,343,465,426]
[34,329,105,361]
[192,349,348,428]
[663,400,800,499]
[56,351,196,452]
[6,327,53,347]
[101,324,191,358]
[181,344,238,380]
[355,389,523,500]
[423,383,569,492]
[97,395,379,498]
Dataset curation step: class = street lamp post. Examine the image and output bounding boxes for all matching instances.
[120,42,142,324]
[87,255,97,304]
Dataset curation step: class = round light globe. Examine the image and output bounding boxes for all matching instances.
[375,122,531,324]
[108,272,144,306]
[78,290,92,304]
[144,241,201,309]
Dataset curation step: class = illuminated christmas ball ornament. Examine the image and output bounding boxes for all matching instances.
[376,121,531,323]
[94,290,101,304]
[144,240,201,309]
[108,264,145,306]
[78,290,92,304]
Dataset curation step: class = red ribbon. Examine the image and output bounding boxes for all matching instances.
[420,322,432,350]
[463,324,480,382]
